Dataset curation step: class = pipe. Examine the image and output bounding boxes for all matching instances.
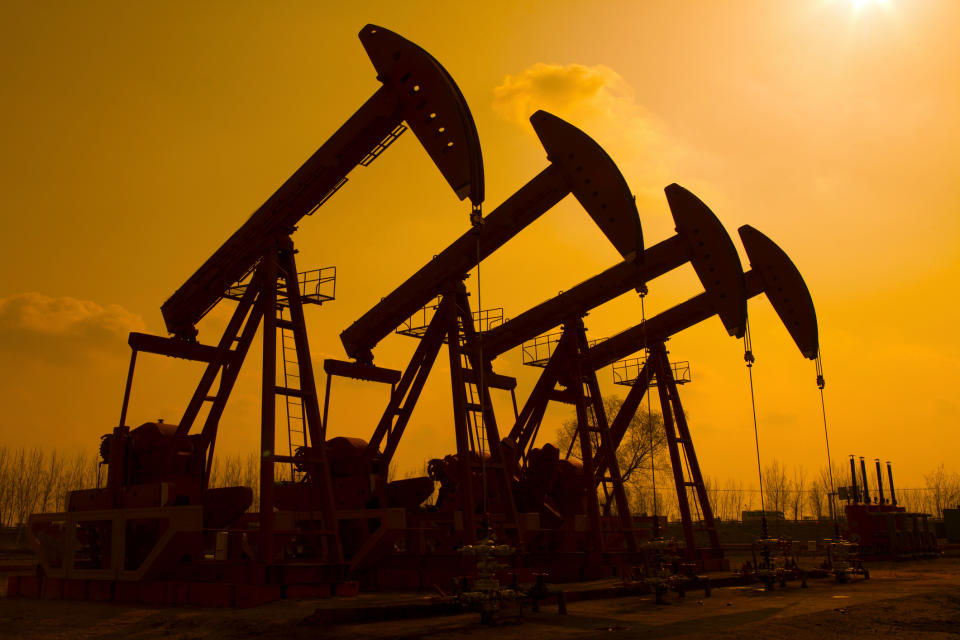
[118,349,137,428]
[849,455,859,503]
[859,456,871,504]
[887,461,897,506]
[875,458,886,504]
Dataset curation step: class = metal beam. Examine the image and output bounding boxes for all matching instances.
[340,111,644,362]
[483,184,749,359]
[162,25,484,339]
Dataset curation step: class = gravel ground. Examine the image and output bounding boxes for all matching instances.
[1,557,958,639]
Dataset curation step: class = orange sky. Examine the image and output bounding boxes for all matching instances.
[1,0,958,492]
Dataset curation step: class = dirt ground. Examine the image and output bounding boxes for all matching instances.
[1,557,959,639]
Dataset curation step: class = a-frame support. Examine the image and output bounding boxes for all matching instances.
[170,234,343,565]
[365,279,518,544]
[507,318,636,552]
[601,341,720,558]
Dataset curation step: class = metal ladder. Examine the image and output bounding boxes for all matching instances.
[651,342,719,551]
[279,307,308,481]
[462,350,487,458]
[567,322,636,552]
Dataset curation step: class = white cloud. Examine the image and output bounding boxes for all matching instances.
[493,63,638,127]
[492,63,699,224]
[0,292,145,361]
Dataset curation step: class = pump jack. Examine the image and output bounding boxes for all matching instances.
[28,24,486,599]
[482,189,818,569]
[582,224,817,563]
[17,23,829,603]
[473,184,744,562]
[322,111,643,572]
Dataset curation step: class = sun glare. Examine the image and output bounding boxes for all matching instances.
[852,0,890,10]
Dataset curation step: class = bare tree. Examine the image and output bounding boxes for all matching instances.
[12,449,44,539]
[57,450,99,511]
[0,447,10,527]
[808,477,826,520]
[789,466,807,520]
[729,479,747,520]
[709,478,747,521]
[210,453,245,489]
[924,464,960,519]
[8,441,957,530]
[556,395,667,514]
[243,453,260,511]
[37,450,64,514]
[808,462,846,522]
[761,459,789,515]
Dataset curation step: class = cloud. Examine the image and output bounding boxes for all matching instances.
[492,63,697,222]
[493,63,637,126]
[0,292,145,362]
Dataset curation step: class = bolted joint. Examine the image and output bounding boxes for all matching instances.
[816,374,825,389]
[744,350,755,365]
[470,204,484,228]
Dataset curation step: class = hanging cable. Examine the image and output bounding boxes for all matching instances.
[639,288,659,538]
[815,349,840,537]
[744,316,768,539]
[471,204,488,522]
[593,401,612,514]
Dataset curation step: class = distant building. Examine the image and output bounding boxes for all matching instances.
[741,510,784,522]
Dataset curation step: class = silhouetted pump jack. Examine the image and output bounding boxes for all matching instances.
[473,184,745,558]
[328,111,644,546]
[29,24,487,583]
[487,190,818,567]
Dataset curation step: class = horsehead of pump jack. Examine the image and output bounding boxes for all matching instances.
[339,110,645,364]
[584,224,819,373]
[492,184,750,477]
[482,183,749,364]
[486,185,818,477]
[113,21,489,503]
[160,24,485,342]
[585,225,819,486]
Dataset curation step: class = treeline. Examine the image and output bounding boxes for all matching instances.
[0,446,270,527]
[554,400,960,522]
[1,446,958,529]
[0,447,100,529]
[625,459,960,522]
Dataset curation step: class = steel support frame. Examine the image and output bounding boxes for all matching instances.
[131,234,344,566]
[507,318,636,552]
[364,279,518,544]
[449,282,519,537]
[593,342,720,556]
[275,241,344,563]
